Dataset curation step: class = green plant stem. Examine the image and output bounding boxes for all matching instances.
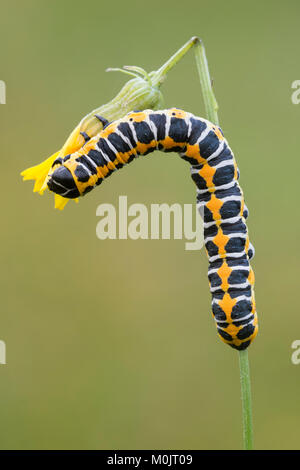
[193,38,219,125]
[239,350,253,449]
[151,36,199,87]
[194,39,253,450]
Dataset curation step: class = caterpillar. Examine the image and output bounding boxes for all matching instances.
[47,108,258,350]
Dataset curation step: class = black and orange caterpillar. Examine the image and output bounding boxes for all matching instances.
[48,108,258,350]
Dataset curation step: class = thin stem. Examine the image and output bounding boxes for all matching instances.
[194,40,253,450]
[151,36,199,87]
[239,350,253,449]
[193,38,219,125]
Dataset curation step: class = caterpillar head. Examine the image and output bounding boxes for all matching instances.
[47,158,80,199]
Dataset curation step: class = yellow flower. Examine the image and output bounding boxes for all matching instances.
[21,124,84,210]
[21,64,168,209]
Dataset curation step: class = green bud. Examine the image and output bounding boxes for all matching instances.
[79,69,165,139]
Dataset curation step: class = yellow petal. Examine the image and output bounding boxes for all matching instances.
[60,124,84,156]
[21,151,60,193]
[54,195,80,210]
[55,194,69,210]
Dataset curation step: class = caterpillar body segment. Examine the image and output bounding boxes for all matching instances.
[48,108,258,350]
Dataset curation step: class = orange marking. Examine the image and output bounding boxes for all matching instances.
[129,112,147,122]
[121,148,137,163]
[161,136,175,150]
[213,229,229,256]
[167,108,187,119]
[217,261,232,291]
[107,160,116,170]
[233,160,238,180]
[115,152,126,165]
[76,179,93,195]
[199,164,216,189]
[251,294,256,312]
[248,268,255,285]
[206,195,223,220]
[218,293,236,319]
[240,199,245,216]
[135,140,156,154]
[185,144,207,164]
[225,323,241,338]
[97,165,108,178]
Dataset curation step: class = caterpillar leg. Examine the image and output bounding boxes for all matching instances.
[80,131,91,143]
[95,115,110,128]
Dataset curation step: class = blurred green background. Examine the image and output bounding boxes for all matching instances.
[0,0,299,450]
